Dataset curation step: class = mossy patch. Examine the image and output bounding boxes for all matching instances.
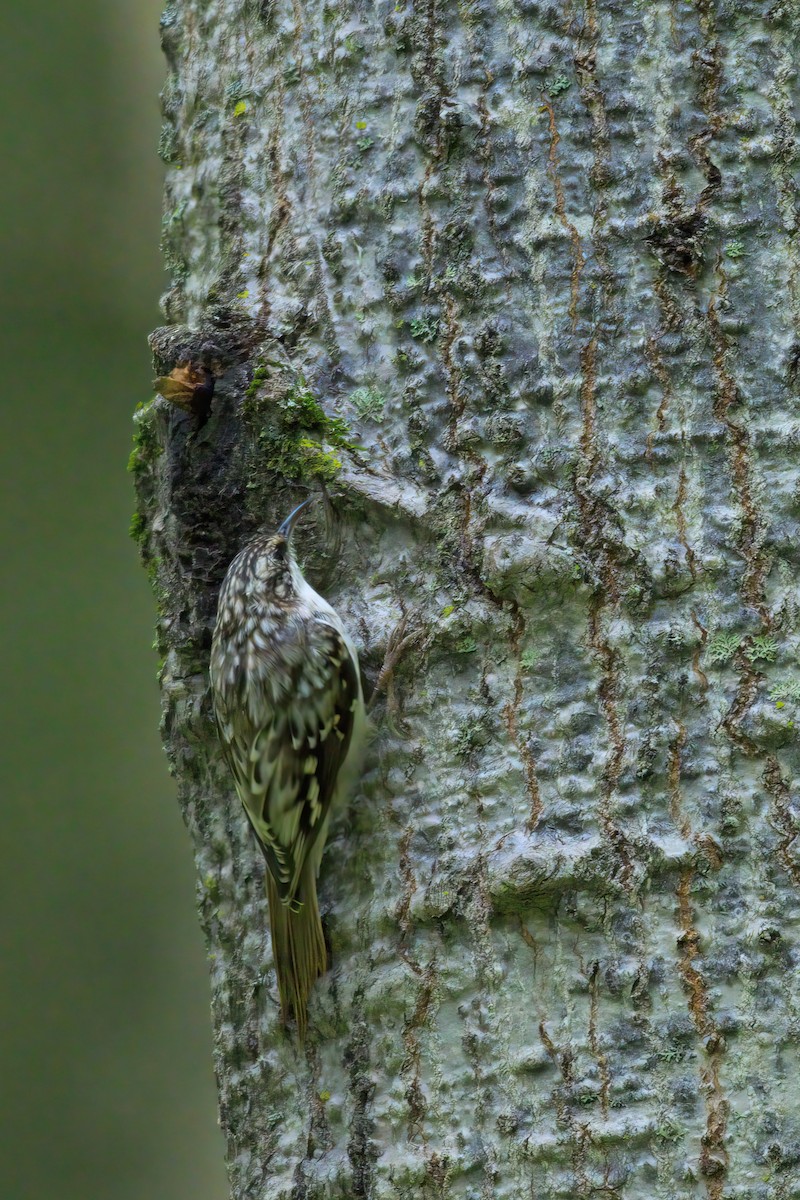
[244,369,357,484]
[127,400,162,476]
[129,510,147,548]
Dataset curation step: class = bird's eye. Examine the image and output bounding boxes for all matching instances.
[273,538,288,561]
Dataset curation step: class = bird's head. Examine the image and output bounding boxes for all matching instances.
[246,497,314,602]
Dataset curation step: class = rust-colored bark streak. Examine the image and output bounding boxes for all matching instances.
[440,293,465,421]
[692,0,765,630]
[577,337,631,885]
[674,465,699,581]
[644,334,672,460]
[440,299,504,616]
[439,292,500,609]
[706,239,793,890]
[720,665,760,756]
[699,155,782,886]
[676,869,729,1196]
[574,0,614,306]
[394,825,417,939]
[589,612,624,785]
[668,721,690,837]
[400,963,436,1144]
[589,602,632,888]
[693,0,723,134]
[706,294,769,622]
[646,326,698,583]
[538,1022,572,1083]
[457,495,506,631]
[538,1023,590,1195]
[416,154,438,285]
[766,32,800,329]
[653,272,683,331]
[579,337,598,466]
[720,671,800,883]
[670,720,721,863]
[541,95,585,327]
[589,963,611,1118]
[518,728,542,830]
[762,757,800,888]
[672,625,727,1196]
[518,919,539,964]
[369,611,423,727]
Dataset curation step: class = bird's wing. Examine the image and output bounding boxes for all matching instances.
[217,620,360,906]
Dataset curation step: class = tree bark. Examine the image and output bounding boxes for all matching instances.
[134,2,800,1196]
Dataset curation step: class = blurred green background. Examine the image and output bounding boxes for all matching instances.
[0,3,226,1197]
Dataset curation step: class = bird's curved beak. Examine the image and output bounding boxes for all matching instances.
[277,496,314,539]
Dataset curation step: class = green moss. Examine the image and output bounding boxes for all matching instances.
[293,438,342,481]
[282,383,326,426]
[202,873,221,904]
[127,401,162,476]
[129,511,147,547]
[246,374,357,483]
[245,360,269,400]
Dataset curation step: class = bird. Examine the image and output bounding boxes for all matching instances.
[209,498,365,1038]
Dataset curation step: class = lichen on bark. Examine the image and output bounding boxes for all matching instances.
[134,1,800,1197]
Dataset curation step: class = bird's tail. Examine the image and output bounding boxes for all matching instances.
[266,866,327,1040]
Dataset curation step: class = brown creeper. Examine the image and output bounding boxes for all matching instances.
[210,499,365,1038]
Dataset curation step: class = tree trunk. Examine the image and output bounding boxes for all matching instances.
[134,2,800,1196]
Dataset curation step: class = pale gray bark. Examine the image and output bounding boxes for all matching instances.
[134,2,800,1197]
